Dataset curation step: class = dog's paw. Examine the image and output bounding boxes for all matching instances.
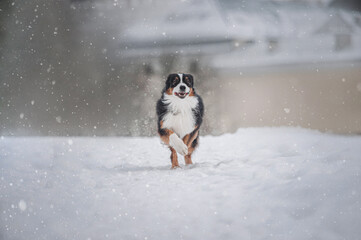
[169,133,188,156]
[171,165,181,170]
[177,142,188,156]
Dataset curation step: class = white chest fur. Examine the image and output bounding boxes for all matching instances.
[162,94,198,139]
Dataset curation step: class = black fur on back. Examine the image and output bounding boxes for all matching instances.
[156,96,169,137]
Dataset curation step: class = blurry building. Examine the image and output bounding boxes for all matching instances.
[315,12,354,51]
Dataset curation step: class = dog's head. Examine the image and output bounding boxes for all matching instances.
[164,73,194,99]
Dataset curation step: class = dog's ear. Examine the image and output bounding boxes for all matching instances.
[165,74,175,89]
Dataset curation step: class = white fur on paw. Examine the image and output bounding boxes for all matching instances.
[169,133,188,156]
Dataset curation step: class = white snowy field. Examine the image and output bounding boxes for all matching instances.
[1,128,361,240]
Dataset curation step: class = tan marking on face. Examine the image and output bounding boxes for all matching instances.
[166,87,174,95]
[188,88,195,96]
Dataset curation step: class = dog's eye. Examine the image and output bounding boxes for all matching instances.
[184,78,191,85]
[172,78,179,85]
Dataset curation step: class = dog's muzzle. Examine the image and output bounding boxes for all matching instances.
[175,92,188,99]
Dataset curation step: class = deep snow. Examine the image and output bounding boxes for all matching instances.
[1,128,361,240]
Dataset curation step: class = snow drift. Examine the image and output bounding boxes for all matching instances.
[1,127,361,240]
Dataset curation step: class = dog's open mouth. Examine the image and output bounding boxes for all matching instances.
[175,92,188,98]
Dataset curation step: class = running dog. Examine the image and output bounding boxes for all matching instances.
[156,73,204,169]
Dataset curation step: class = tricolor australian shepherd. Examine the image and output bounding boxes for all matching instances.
[156,73,204,169]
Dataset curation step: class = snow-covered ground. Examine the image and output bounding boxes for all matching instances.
[1,128,361,240]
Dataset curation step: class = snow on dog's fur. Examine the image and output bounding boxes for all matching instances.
[156,73,204,169]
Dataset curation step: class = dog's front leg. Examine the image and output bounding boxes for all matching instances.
[169,133,188,156]
[159,130,188,156]
[169,147,180,169]
[182,129,199,165]
[162,133,187,168]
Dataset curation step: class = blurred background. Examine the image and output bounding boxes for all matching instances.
[1,0,361,136]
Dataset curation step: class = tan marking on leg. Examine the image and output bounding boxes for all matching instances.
[160,132,171,145]
[182,134,190,146]
[184,145,196,165]
[183,131,198,165]
[159,121,174,145]
[159,121,180,168]
[186,130,199,148]
[184,154,193,165]
[170,147,180,169]
[182,129,198,148]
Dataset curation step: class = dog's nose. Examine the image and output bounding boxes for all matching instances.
[180,85,186,91]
